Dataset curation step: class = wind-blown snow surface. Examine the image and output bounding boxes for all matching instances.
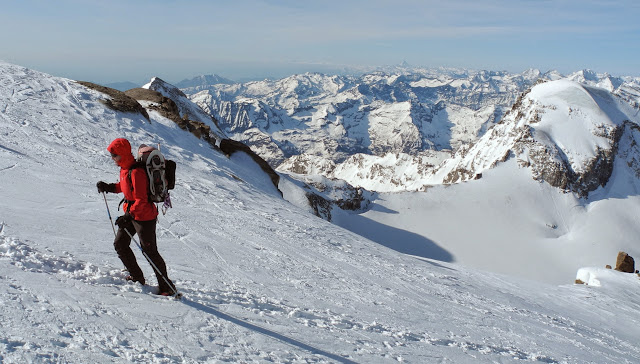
[2,62,640,363]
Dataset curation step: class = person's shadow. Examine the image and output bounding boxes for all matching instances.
[182,299,357,364]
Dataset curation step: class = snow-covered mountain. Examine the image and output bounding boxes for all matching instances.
[183,68,640,193]
[185,69,536,167]
[431,79,640,195]
[327,78,640,284]
[2,61,640,363]
[175,74,236,90]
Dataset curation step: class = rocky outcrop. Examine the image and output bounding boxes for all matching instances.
[125,88,219,149]
[143,77,226,141]
[305,187,368,221]
[524,124,623,197]
[76,81,149,120]
[125,88,180,121]
[219,139,281,194]
[433,80,639,197]
[615,252,635,273]
[306,193,333,221]
[282,173,373,222]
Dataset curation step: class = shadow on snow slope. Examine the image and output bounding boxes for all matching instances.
[335,212,454,263]
[183,299,357,364]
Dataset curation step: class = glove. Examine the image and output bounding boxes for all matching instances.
[115,213,133,228]
[97,181,116,193]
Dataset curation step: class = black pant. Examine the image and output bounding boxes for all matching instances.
[114,218,174,292]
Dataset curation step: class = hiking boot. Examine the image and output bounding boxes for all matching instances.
[125,275,145,285]
[157,283,178,297]
[157,289,182,299]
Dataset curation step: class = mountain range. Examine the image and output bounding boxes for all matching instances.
[179,67,640,193]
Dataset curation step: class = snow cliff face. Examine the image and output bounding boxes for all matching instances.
[433,80,639,197]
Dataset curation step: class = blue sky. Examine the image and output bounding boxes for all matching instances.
[1,0,638,84]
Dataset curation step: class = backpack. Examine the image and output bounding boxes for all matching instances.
[127,144,176,214]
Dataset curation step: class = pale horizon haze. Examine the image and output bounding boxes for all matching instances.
[1,0,638,84]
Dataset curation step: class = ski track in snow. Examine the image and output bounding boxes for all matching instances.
[0,235,574,363]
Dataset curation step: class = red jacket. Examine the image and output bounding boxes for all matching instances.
[107,138,158,221]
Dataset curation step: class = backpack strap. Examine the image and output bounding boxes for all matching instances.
[126,162,146,191]
[118,198,134,213]
[127,161,145,185]
[123,161,147,212]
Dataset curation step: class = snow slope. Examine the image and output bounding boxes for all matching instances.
[2,62,640,363]
[333,158,640,284]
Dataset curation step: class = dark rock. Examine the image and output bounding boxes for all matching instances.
[125,88,181,122]
[219,139,281,194]
[76,81,149,120]
[615,251,635,273]
[306,193,332,221]
[125,88,219,149]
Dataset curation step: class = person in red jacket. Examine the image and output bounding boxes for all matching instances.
[97,138,176,295]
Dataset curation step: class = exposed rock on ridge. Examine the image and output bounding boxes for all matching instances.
[143,77,226,142]
[125,87,217,144]
[219,138,281,195]
[434,80,639,197]
[75,81,150,121]
[282,173,373,222]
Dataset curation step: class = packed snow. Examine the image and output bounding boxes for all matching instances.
[1,61,640,363]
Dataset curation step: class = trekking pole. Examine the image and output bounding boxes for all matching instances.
[102,192,117,237]
[123,228,181,298]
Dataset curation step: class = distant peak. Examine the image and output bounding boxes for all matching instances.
[175,74,235,89]
[578,69,599,81]
[144,77,171,88]
[143,77,187,98]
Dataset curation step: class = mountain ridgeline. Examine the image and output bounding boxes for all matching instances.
[177,68,640,195]
[434,80,640,197]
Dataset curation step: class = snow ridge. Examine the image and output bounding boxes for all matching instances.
[143,77,227,141]
[433,80,640,196]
